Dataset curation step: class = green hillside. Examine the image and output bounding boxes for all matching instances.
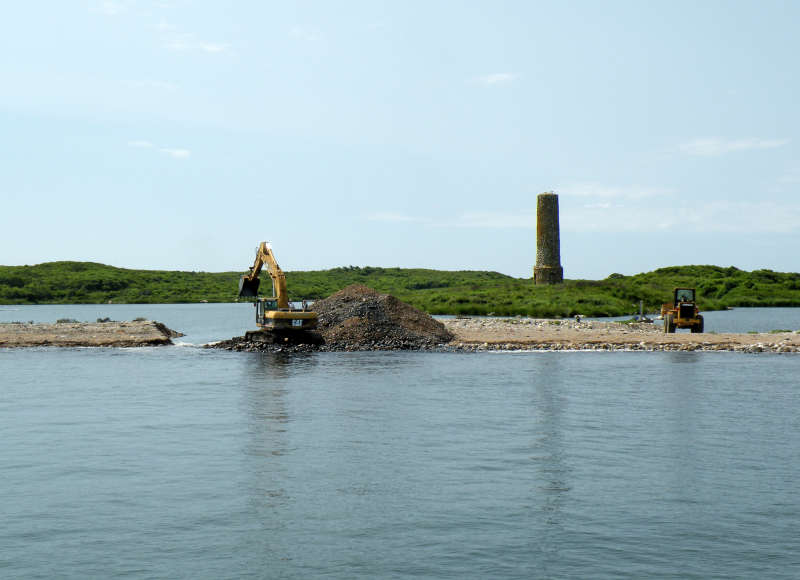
[2,262,800,317]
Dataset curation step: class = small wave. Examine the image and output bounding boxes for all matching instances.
[173,341,198,348]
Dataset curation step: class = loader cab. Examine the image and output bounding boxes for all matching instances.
[675,288,695,303]
[663,287,703,333]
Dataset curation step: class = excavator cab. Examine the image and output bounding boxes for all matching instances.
[255,299,279,323]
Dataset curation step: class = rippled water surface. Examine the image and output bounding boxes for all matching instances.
[2,305,800,578]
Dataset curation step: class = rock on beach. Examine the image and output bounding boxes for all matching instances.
[441,316,800,353]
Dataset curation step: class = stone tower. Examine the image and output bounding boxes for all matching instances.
[533,192,563,284]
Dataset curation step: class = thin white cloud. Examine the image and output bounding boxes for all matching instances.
[368,211,535,229]
[165,33,230,53]
[94,5,229,54]
[198,42,229,53]
[156,18,175,32]
[777,167,800,185]
[164,34,192,51]
[289,26,323,42]
[150,16,230,53]
[562,203,677,233]
[558,183,671,200]
[94,0,131,16]
[562,199,800,234]
[365,193,800,235]
[436,211,536,229]
[122,79,178,91]
[128,140,190,159]
[679,137,789,157]
[474,73,519,85]
[159,148,191,159]
[366,212,429,223]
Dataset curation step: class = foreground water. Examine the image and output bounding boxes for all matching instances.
[2,306,800,578]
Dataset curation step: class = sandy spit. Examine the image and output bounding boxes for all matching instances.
[0,320,178,348]
[442,318,800,353]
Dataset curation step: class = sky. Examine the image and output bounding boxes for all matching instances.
[2,0,799,279]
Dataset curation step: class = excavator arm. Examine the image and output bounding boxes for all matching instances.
[237,242,289,308]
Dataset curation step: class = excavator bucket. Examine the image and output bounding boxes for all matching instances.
[238,276,261,298]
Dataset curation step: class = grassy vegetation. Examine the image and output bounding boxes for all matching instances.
[0,262,240,305]
[2,262,800,317]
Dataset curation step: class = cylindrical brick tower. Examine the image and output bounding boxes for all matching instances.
[534,192,563,284]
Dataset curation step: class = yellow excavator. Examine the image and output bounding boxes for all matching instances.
[237,242,319,343]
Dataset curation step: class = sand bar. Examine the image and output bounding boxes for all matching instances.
[443,318,800,353]
[0,320,177,347]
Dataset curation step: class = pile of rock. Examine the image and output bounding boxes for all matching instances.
[211,285,453,352]
[313,284,453,351]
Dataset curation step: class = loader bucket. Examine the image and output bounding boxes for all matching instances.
[238,276,261,297]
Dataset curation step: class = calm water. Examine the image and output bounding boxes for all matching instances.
[2,305,800,579]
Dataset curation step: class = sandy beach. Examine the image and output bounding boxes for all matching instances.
[442,317,800,352]
[0,320,177,347]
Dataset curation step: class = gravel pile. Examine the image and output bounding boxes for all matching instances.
[210,284,453,352]
[313,284,453,350]
[208,330,323,352]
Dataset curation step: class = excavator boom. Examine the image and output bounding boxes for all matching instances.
[237,242,289,308]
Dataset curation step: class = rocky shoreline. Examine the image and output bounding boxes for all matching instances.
[3,316,797,352]
[209,317,800,354]
[441,317,800,353]
[209,284,800,354]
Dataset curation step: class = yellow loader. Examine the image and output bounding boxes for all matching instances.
[661,287,704,333]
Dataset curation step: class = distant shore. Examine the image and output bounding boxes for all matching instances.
[5,262,800,318]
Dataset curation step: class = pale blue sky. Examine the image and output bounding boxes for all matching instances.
[2,1,798,278]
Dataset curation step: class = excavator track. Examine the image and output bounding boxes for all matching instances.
[244,329,323,345]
